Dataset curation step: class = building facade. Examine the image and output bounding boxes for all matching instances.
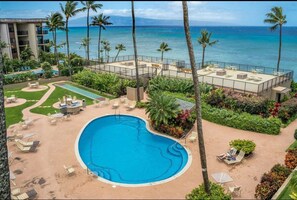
[0,18,49,60]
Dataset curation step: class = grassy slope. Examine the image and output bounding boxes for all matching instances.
[30,86,95,115]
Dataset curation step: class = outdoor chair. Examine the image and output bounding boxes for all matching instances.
[64,165,75,175]
[11,187,21,197]
[64,114,71,121]
[11,188,38,200]
[126,101,136,111]
[49,118,57,125]
[18,121,28,130]
[189,131,197,143]
[228,184,242,197]
[112,101,119,109]
[224,150,245,165]
[15,139,40,147]
[217,148,238,161]
[15,140,37,152]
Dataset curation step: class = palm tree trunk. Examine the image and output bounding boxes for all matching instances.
[161,51,164,76]
[132,0,140,102]
[202,47,205,68]
[98,27,102,63]
[0,46,11,200]
[66,18,71,77]
[182,1,210,195]
[277,25,282,72]
[54,29,58,65]
[87,8,90,65]
[114,50,120,62]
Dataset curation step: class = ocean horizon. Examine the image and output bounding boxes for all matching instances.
[47,26,297,80]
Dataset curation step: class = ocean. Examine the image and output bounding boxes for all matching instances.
[47,26,297,80]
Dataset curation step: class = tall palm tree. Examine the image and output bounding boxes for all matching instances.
[131,0,140,102]
[114,44,126,62]
[60,1,82,77]
[197,30,218,68]
[182,1,210,194]
[101,39,110,62]
[264,7,287,72]
[157,42,171,75]
[0,39,11,200]
[46,12,65,65]
[79,37,89,61]
[91,14,113,62]
[80,1,102,64]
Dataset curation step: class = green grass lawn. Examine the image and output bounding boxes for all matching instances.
[277,171,297,199]
[30,86,95,115]
[5,88,49,127]
[287,140,297,151]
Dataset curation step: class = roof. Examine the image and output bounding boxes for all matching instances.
[176,98,195,111]
[0,18,47,23]
[272,86,291,94]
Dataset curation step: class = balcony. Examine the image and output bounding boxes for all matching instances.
[36,30,48,35]
[17,31,28,36]
[38,39,50,45]
[19,40,29,46]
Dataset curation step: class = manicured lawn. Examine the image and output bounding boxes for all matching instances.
[277,171,297,199]
[5,88,49,127]
[287,140,297,151]
[30,86,95,115]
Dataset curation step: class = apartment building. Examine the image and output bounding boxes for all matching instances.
[0,18,49,60]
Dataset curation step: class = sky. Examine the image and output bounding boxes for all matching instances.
[0,1,297,26]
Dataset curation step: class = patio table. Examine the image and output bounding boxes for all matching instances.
[212,172,233,184]
[7,97,16,103]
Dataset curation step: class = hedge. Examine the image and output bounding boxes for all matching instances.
[4,72,39,85]
[202,102,282,135]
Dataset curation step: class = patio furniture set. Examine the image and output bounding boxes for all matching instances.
[28,82,39,89]
[58,95,83,115]
[5,95,17,104]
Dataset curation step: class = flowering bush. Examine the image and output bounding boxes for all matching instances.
[278,98,297,123]
[285,149,297,169]
[269,102,281,117]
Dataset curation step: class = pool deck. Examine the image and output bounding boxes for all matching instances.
[6,81,296,199]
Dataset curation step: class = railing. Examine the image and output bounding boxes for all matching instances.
[36,30,48,35]
[17,31,28,36]
[18,40,29,45]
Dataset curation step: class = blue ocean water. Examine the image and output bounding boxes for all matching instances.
[78,115,188,184]
[48,26,297,79]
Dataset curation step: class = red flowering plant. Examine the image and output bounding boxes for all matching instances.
[269,102,281,117]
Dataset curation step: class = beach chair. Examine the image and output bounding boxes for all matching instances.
[228,184,242,197]
[11,188,38,200]
[49,118,57,125]
[127,101,136,111]
[15,139,40,147]
[103,98,110,106]
[11,187,21,197]
[112,101,119,109]
[64,165,75,175]
[189,131,197,143]
[18,121,28,130]
[15,140,37,152]
[217,148,238,161]
[224,150,245,165]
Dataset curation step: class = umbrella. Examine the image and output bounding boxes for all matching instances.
[212,172,233,184]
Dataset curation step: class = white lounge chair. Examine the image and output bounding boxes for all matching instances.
[189,131,197,142]
[64,165,75,175]
[224,150,245,165]
[11,188,38,200]
[126,101,136,111]
[15,139,40,147]
[112,101,119,109]
[229,184,241,197]
[15,140,37,152]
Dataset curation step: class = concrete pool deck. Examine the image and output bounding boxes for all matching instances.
[6,82,296,199]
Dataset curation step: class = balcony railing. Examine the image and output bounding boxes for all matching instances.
[17,31,28,36]
[36,30,48,35]
[19,40,29,45]
[38,39,50,45]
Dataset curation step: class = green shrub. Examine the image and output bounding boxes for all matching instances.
[294,130,297,140]
[4,72,38,85]
[186,182,231,200]
[201,102,281,135]
[278,98,297,124]
[41,61,53,78]
[136,101,147,109]
[229,139,256,154]
[24,59,40,69]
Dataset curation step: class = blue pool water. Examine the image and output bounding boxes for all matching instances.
[56,83,102,100]
[77,115,189,185]
[32,69,58,75]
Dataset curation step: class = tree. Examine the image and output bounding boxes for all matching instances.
[91,14,113,62]
[80,1,102,64]
[0,35,11,200]
[114,44,126,62]
[60,1,82,77]
[264,7,287,72]
[197,30,218,68]
[41,61,53,78]
[182,1,210,194]
[46,12,65,65]
[157,42,171,75]
[79,37,90,61]
[20,45,34,61]
[131,0,140,102]
[145,92,179,126]
[0,41,9,74]
[101,39,110,62]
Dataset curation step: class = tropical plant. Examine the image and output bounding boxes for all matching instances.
[46,12,65,65]
[41,61,53,78]
[264,7,287,72]
[157,42,171,75]
[20,45,34,61]
[229,139,256,154]
[0,40,9,74]
[91,13,113,62]
[131,0,140,102]
[60,1,83,77]
[186,182,231,200]
[0,37,11,199]
[197,30,218,68]
[101,39,111,62]
[182,1,210,194]
[80,1,102,63]
[79,37,90,61]
[145,92,179,126]
[114,44,126,62]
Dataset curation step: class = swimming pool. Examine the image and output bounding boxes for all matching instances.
[55,83,103,100]
[75,115,191,186]
[32,69,58,75]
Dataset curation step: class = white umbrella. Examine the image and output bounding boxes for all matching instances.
[212,172,233,184]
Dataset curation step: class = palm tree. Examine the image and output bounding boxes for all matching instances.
[0,41,8,74]
[60,1,82,77]
[157,42,171,75]
[264,7,287,72]
[46,12,65,65]
[114,44,126,62]
[80,1,102,64]
[91,14,113,62]
[197,30,218,68]
[0,39,11,200]
[131,0,140,102]
[79,37,90,61]
[101,39,110,62]
[182,1,210,194]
